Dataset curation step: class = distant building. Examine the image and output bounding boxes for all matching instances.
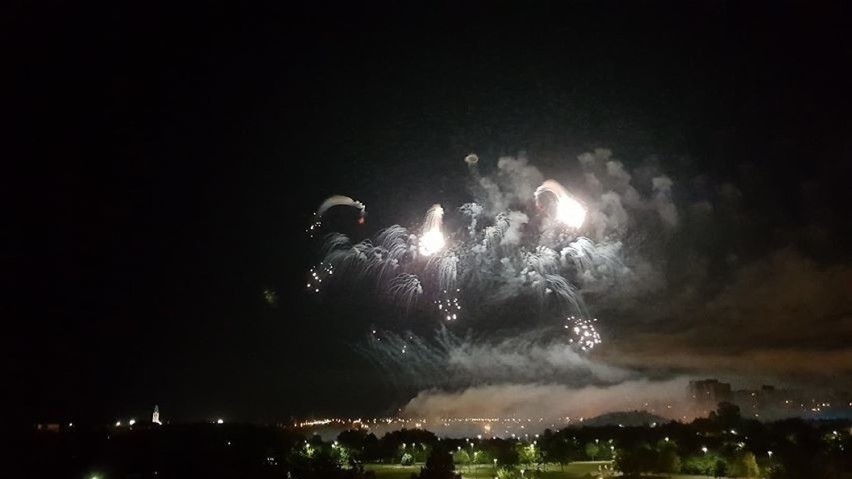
[689,379,852,420]
[153,405,162,425]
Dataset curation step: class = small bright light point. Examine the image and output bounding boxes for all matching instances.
[418,230,445,256]
[701,446,708,454]
[216,418,224,424]
[128,419,136,426]
[115,421,121,427]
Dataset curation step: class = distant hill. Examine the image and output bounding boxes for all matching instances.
[575,410,670,427]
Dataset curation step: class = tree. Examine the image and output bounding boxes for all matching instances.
[492,440,519,468]
[539,432,572,472]
[655,448,680,475]
[516,443,537,467]
[709,402,742,429]
[687,454,724,475]
[584,442,600,460]
[472,449,492,465]
[452,450,470,471]
[713,459,728,478]
[729,451,759,478]
[338,429,368,454]
[416,447,461,479]
[615,444,656,478]
[614,448,643,477]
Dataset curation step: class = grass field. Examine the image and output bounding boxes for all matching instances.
[364,463,726,479]
[364,462,611,479]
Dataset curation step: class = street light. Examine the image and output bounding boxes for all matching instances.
[768,450,773,458]
[701,447,708,454]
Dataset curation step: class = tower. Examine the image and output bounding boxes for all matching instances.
[152,405,161,425]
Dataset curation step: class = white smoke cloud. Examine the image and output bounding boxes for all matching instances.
[652,175,678,227]
[445,336,631,385]
[496,156,545,204]
[402,378,698,422]
[500,211,529,246]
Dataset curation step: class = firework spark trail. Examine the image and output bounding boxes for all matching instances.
[363,329,453,386]
[308,195,367,237]
[544,274,585,315]
[363,326,627,389]
[388,273,423,311]
[323,240,378,280]
[426,253,458,292]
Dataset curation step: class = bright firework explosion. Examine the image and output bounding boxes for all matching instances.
[307,150,678,387]
[535,180,587,229]
[418,204,446,257]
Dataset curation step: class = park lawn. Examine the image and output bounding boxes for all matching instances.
[365,465,733,479]
[365,462,612,479]
[364,464,418,479]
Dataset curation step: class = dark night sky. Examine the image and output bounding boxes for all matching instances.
[8,1,852,425]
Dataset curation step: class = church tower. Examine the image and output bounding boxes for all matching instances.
[152,405,161,425]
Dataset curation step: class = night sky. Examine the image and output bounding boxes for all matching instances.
[9,1,852,425]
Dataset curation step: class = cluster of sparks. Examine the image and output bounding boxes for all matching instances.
[306,214,323,238]
[307,262,334,293]
[434,289,462,321]
[565,316,601,351]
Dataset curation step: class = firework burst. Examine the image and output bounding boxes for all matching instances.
[434,289,462,321]
[565,315,602,351]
